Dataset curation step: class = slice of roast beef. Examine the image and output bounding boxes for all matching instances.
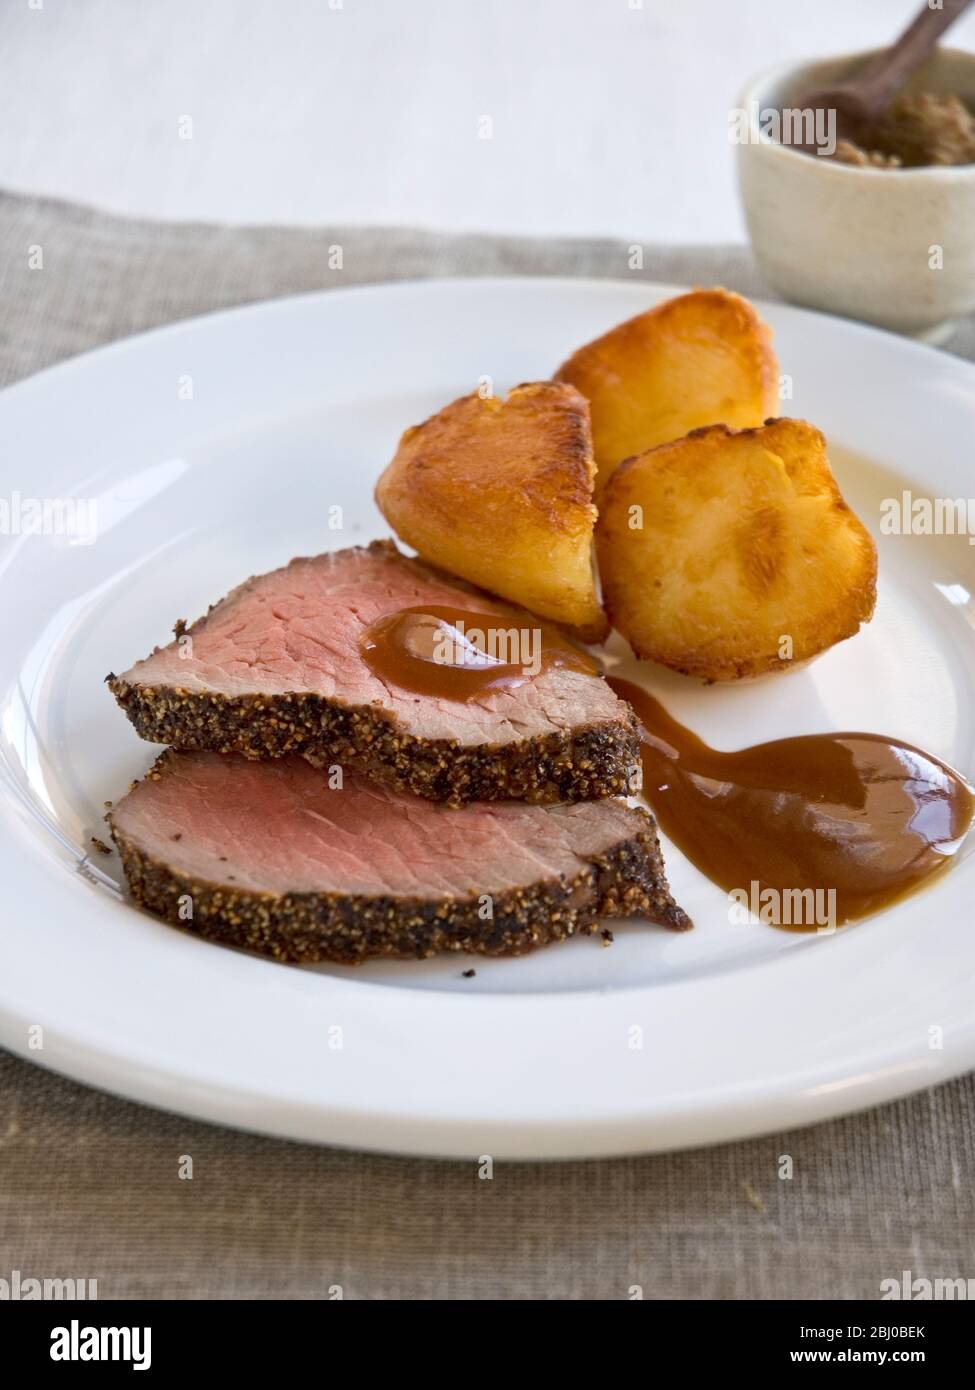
[107,540,638,804]
[108,750,690,964]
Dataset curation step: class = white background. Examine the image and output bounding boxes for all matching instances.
[3,0,975,242]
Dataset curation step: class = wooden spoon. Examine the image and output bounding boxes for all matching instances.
[799,0,974,151]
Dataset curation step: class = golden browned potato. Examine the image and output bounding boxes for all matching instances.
[555,288,780,495]
[375,382,608,642]
[596,419,877,681]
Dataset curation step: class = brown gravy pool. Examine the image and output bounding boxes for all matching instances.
[360,605,599,701]
[607,676,974,927]
[361,602,973,927]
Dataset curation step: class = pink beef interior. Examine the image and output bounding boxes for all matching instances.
[111,750,645,899]
[117,542,625,746]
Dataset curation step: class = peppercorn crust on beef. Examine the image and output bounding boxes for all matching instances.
[108,749,690,963]
[107,541,638,804]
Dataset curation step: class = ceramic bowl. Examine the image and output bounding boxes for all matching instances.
[737,46,975,340]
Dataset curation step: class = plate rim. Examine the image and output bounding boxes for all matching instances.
[5,271,975,405]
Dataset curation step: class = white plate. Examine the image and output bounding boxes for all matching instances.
[1,278,974,1159]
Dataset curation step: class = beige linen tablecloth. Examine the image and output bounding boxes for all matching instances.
[0,189,972,1300]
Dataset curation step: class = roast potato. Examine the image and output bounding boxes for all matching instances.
[556,288,779,495]
[596,419,877,681]
[375,382,608,642]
